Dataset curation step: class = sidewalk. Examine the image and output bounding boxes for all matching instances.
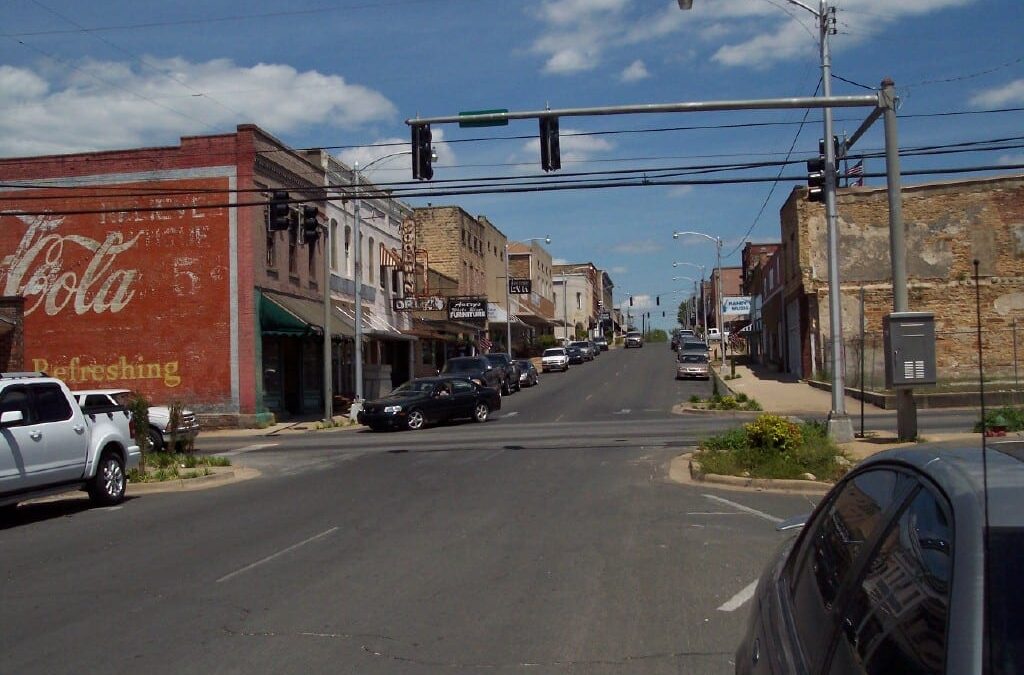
[712,360,979,459]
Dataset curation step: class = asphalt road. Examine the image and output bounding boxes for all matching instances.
[1,344,817,674]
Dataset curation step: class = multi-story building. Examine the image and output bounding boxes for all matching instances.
[0,124,351,426]
[773,172,1024,381]
[412,206,488,297]
[553,262,601,341]
[507,241,556,351]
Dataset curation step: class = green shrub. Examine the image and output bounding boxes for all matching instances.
[736,393,749,403]
[689,394,701,403]
[744,414,803,454]
[742,399,762,411]
[974,406,1024,432]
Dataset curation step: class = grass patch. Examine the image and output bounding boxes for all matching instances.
[128,452,229,483]
[692,393,762,411]
[694,415,849,482]
[974,405,1024,433]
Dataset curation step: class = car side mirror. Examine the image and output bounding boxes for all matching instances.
[0,410,25,427]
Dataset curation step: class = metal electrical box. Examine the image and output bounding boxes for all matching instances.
[883,312,937,388]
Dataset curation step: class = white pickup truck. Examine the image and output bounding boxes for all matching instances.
[73,389,199,452]
[0,372,140,514]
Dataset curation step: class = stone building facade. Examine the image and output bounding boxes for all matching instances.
[779,172,1024,382]
[412,206,487,297]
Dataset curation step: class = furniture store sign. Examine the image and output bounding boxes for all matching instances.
[721,296,751,317]
[448,297,487,322]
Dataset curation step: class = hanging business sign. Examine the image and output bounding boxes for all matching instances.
[401,217,417,295]
[448,297,488,322]
[721,296,752,317]
[508,278,532,295]
[393,296,446,312]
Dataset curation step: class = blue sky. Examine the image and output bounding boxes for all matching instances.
[2,0,1023,331]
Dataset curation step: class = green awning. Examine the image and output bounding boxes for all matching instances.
[260,290,356,338]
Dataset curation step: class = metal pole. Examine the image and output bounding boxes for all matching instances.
[859,286,865,438]
[820,1,852,442]
[882,77,916,441]
[353,165,364,408]
[716,239,724,366]
[505,244,511,355]
[562,276,568,342]
[976,260,987,448]
[323,208,332,424]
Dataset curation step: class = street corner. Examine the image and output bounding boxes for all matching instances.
[127,465,261,495]
[669,450,831,495]
[837,430,983,461]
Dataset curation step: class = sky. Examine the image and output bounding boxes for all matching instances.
[2,0,1023,332]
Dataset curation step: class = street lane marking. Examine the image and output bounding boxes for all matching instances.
[585,394,593,401]
[218,442,279,456]
[703,494,782,524]
[502,411,519,418]
[217,527,338,583]
[613,409,631,415]
[718,580,758,612]
[556,414,564,422]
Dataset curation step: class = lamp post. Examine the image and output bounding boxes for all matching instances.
[346,149,434,420]
[679,0,851,440]
[504,236,550,356]
[673,276,699,328]
[674,231,723,362]
[673,261,707,330]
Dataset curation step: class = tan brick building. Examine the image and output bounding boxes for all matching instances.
[412,206,487,297]
[777,172,1024,383]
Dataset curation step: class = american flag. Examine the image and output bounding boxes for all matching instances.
[478,334,492,353]
[847,160,864,187]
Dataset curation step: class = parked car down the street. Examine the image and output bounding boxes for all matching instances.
[515,359,539,387]
[594,337,609,351]
[541,348,570,372]
[675,353,710,380]
[357,377,500,431]
[439,356,503,392]
[735,444,1024,675]
[569,341,595,361]
[566,346,585,364]
[679,340,710,358]
[73,388,200,452]
[484,352,521,394]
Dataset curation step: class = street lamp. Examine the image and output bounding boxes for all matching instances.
[505,236,550,357]
[672,262,707,330]
[345,148,436,421]
[679,0,851,439]
[674,231,724,362]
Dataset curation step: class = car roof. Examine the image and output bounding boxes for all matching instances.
[860,443,1024,528]
[71,388,132,396]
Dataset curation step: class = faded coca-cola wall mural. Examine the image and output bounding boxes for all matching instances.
[0,177,234,405]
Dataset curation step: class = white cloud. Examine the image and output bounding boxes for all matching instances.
[667,185,694,198]
[620,59,650,82]
[0,58,396,156]
[338,128,454,177]
[552,257,570,265]
[630,293,652,309]
[970,79,1024,107]
[611,265,628,274]
[998,153,1024,166]
[536,0,629,25]
[611,239,659,254]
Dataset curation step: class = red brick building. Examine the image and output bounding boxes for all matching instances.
[0,125,340,426]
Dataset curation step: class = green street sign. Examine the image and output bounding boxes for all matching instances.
[458,109,509,128]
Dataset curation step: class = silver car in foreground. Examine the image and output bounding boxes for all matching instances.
[675,353,709,380]
[735,443,1024,674]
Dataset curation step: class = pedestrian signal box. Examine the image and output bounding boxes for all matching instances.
[883,312,937,388]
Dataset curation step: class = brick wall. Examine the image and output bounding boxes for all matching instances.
[783,173,1024,381]
[413,206,487,297]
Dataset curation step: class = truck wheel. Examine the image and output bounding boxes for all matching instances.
[88,450,126,506]
[148,426,164,453]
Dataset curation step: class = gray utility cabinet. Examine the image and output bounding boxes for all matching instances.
[883,312,937,388]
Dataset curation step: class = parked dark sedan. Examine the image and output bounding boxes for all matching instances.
[439,356,503,391]
[566,346,585,364]
[484,352,521,394]
[515,359,539,387]
[357,377,501,431]
[736,443,1024,674]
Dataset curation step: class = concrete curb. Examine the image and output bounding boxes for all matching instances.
[669,452,832,495]
[127,466,260,494]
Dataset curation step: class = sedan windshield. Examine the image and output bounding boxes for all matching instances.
[680,354,708,363]
[390,381,437,395]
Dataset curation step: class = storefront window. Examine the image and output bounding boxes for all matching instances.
[262,337,282,409]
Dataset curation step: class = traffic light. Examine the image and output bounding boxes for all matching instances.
[268,190,290,231]
[806,157,826,203]
[629,296,633,306]
[656,296,660,306]
[302,205,320,244]
[540,116,561,172]
[411,124,433,180]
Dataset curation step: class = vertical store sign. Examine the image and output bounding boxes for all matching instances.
[401,217,416,296]
[0,176,233,403]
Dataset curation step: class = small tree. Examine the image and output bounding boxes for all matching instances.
[127,393,151,472]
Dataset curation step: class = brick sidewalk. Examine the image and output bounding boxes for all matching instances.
[715,362,868,415]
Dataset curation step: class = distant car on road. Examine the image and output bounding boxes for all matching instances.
[588,340,601,357]
[736,444,1023,675]
[566,346,585,364]
[440,356,503,392]
[357,377,500,431]
[594,337,609,351]
[624,331,643,348]
[675,353,709,380]
[541,348,569,372]
[516,359,539,387]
